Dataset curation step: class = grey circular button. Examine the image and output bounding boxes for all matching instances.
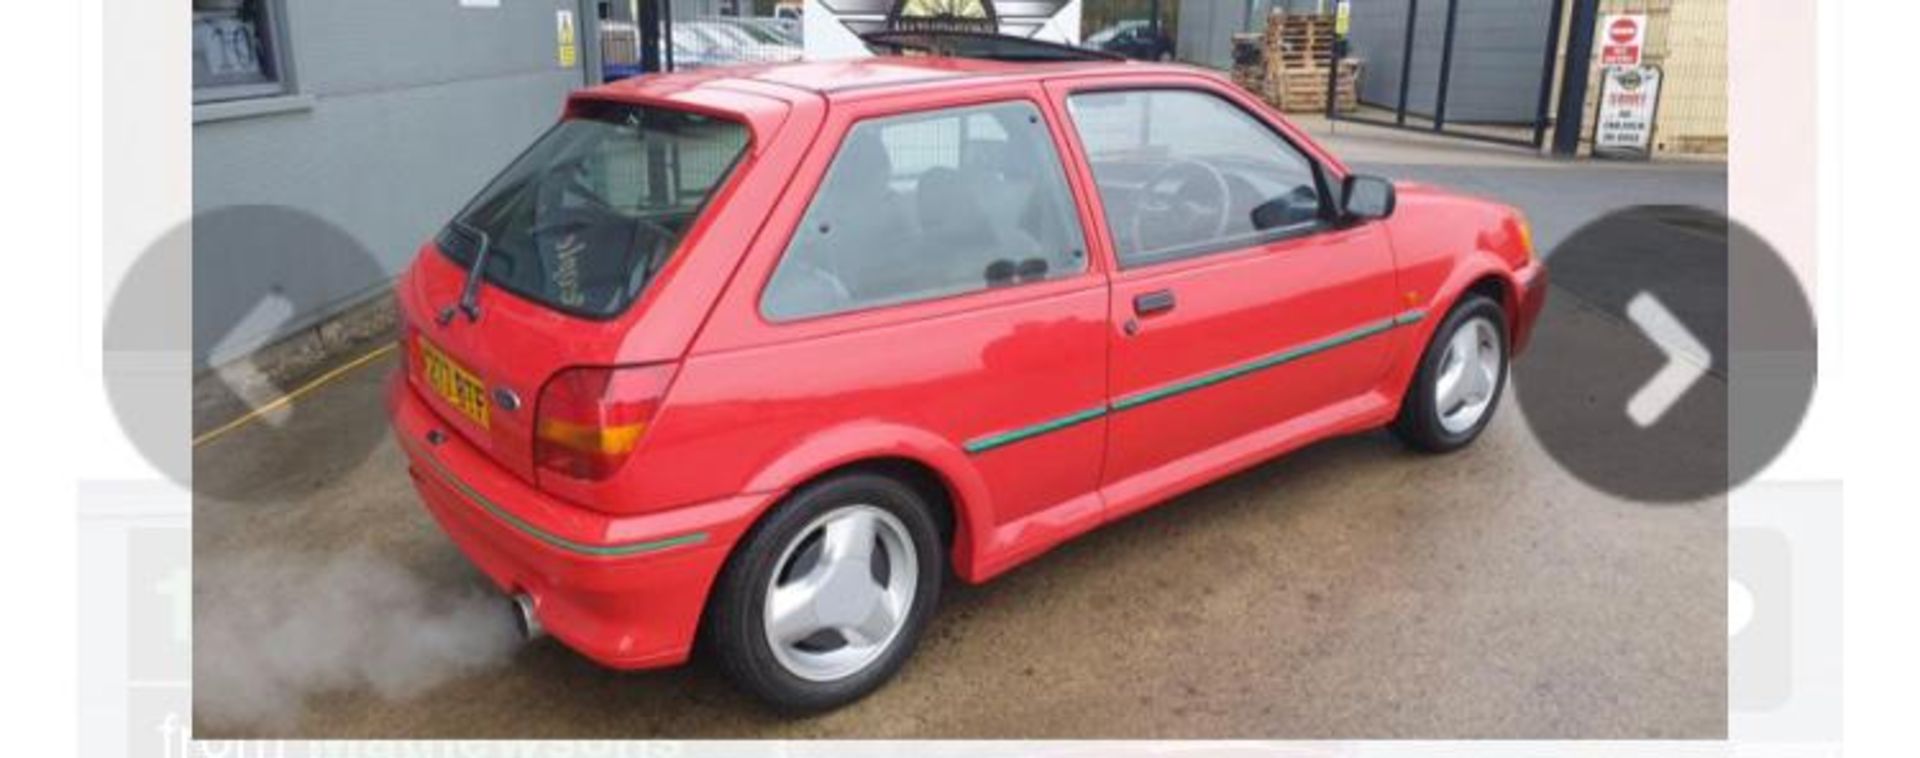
[1511,206,1816,503]
[104,205,391,501]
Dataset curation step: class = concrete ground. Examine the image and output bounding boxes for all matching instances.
[193,124,1728,739]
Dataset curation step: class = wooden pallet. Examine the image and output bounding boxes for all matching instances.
[1263,59,1362,113]
[1264,12,1335,48]
[1261,12,1339,82]
[1226,11,1361,113]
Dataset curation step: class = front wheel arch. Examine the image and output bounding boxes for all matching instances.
[1391,293,1510,452]
[1463,274,1515,331]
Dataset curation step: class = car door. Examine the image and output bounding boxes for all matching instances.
[687,85,1115,575]
[1048,81,1402,516]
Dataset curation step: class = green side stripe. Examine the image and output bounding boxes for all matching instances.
[963,405,1108,454]
[405,438,707,558]
[964,309,1426,455]
[1110,316,1399,410]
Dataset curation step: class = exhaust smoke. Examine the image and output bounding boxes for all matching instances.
[194,546,524,732]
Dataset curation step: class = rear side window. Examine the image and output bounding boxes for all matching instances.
[762,100,1088,322]
[439,101,750,319]
[1067,89,1327,268]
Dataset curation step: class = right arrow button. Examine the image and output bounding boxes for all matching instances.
[1510,206,1817,504]
[1624,291,1712,428]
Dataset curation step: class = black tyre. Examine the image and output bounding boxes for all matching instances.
[704,472,943,713]
[1391,294,1509,453]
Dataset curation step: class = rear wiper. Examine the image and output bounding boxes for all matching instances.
[437,221,492,325]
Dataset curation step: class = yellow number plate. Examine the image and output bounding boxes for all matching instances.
[417,336,490,429]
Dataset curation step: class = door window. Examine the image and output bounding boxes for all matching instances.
[1066,89,1328,268]
[763,101,1089,321]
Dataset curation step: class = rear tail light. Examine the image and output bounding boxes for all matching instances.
[533,364,677,482]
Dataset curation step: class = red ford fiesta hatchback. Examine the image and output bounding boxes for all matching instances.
[389,52,1546,711]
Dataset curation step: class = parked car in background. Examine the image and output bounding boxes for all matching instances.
[667,24,716,70]
[391,51,1545,713]
[709,16,803,51]
[1085,19,1175,61]
[673,18,802,69]
[741,16,803,46]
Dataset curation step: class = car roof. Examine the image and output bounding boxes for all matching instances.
[576,56,1210,145]
[590,56,1188,104]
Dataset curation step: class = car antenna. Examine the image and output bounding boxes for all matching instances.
[437,220,491,325]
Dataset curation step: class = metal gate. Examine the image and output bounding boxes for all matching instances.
[1329,0,1567,149]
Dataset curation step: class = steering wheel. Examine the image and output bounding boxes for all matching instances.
[530,156,619,225]
[527,157,675,241]
[1130,159,1233,255]
[528,206,673,242]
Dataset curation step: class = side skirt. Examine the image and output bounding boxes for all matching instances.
[962,390,1397,583]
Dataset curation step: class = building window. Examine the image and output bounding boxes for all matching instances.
[192,0,290,103]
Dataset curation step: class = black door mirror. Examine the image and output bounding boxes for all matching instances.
[1251,185,1323,230]
[1340,174,1396,222]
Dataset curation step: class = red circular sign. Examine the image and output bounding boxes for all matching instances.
[1609,17,1639,44]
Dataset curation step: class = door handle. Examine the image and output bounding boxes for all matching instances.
[1133,289,1177,317]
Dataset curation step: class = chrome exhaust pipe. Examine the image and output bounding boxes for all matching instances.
[510,592,545,641]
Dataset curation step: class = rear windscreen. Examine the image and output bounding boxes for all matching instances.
[438,101,750,319]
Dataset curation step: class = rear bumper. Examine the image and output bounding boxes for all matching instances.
[1511,259,1549,355]
[388,373,772,670]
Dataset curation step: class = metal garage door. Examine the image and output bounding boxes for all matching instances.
[1338,0,1565,147]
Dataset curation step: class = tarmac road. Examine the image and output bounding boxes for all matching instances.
[192,153,1728,739]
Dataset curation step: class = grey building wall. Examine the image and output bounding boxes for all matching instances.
[1344,0,1555,124]
[193,0,596,368]
[1176,0,1250,69]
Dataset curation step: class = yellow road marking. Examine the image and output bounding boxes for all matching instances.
[192,342,398,448]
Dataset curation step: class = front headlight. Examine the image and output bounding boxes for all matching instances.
[1514,214,1536,261]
